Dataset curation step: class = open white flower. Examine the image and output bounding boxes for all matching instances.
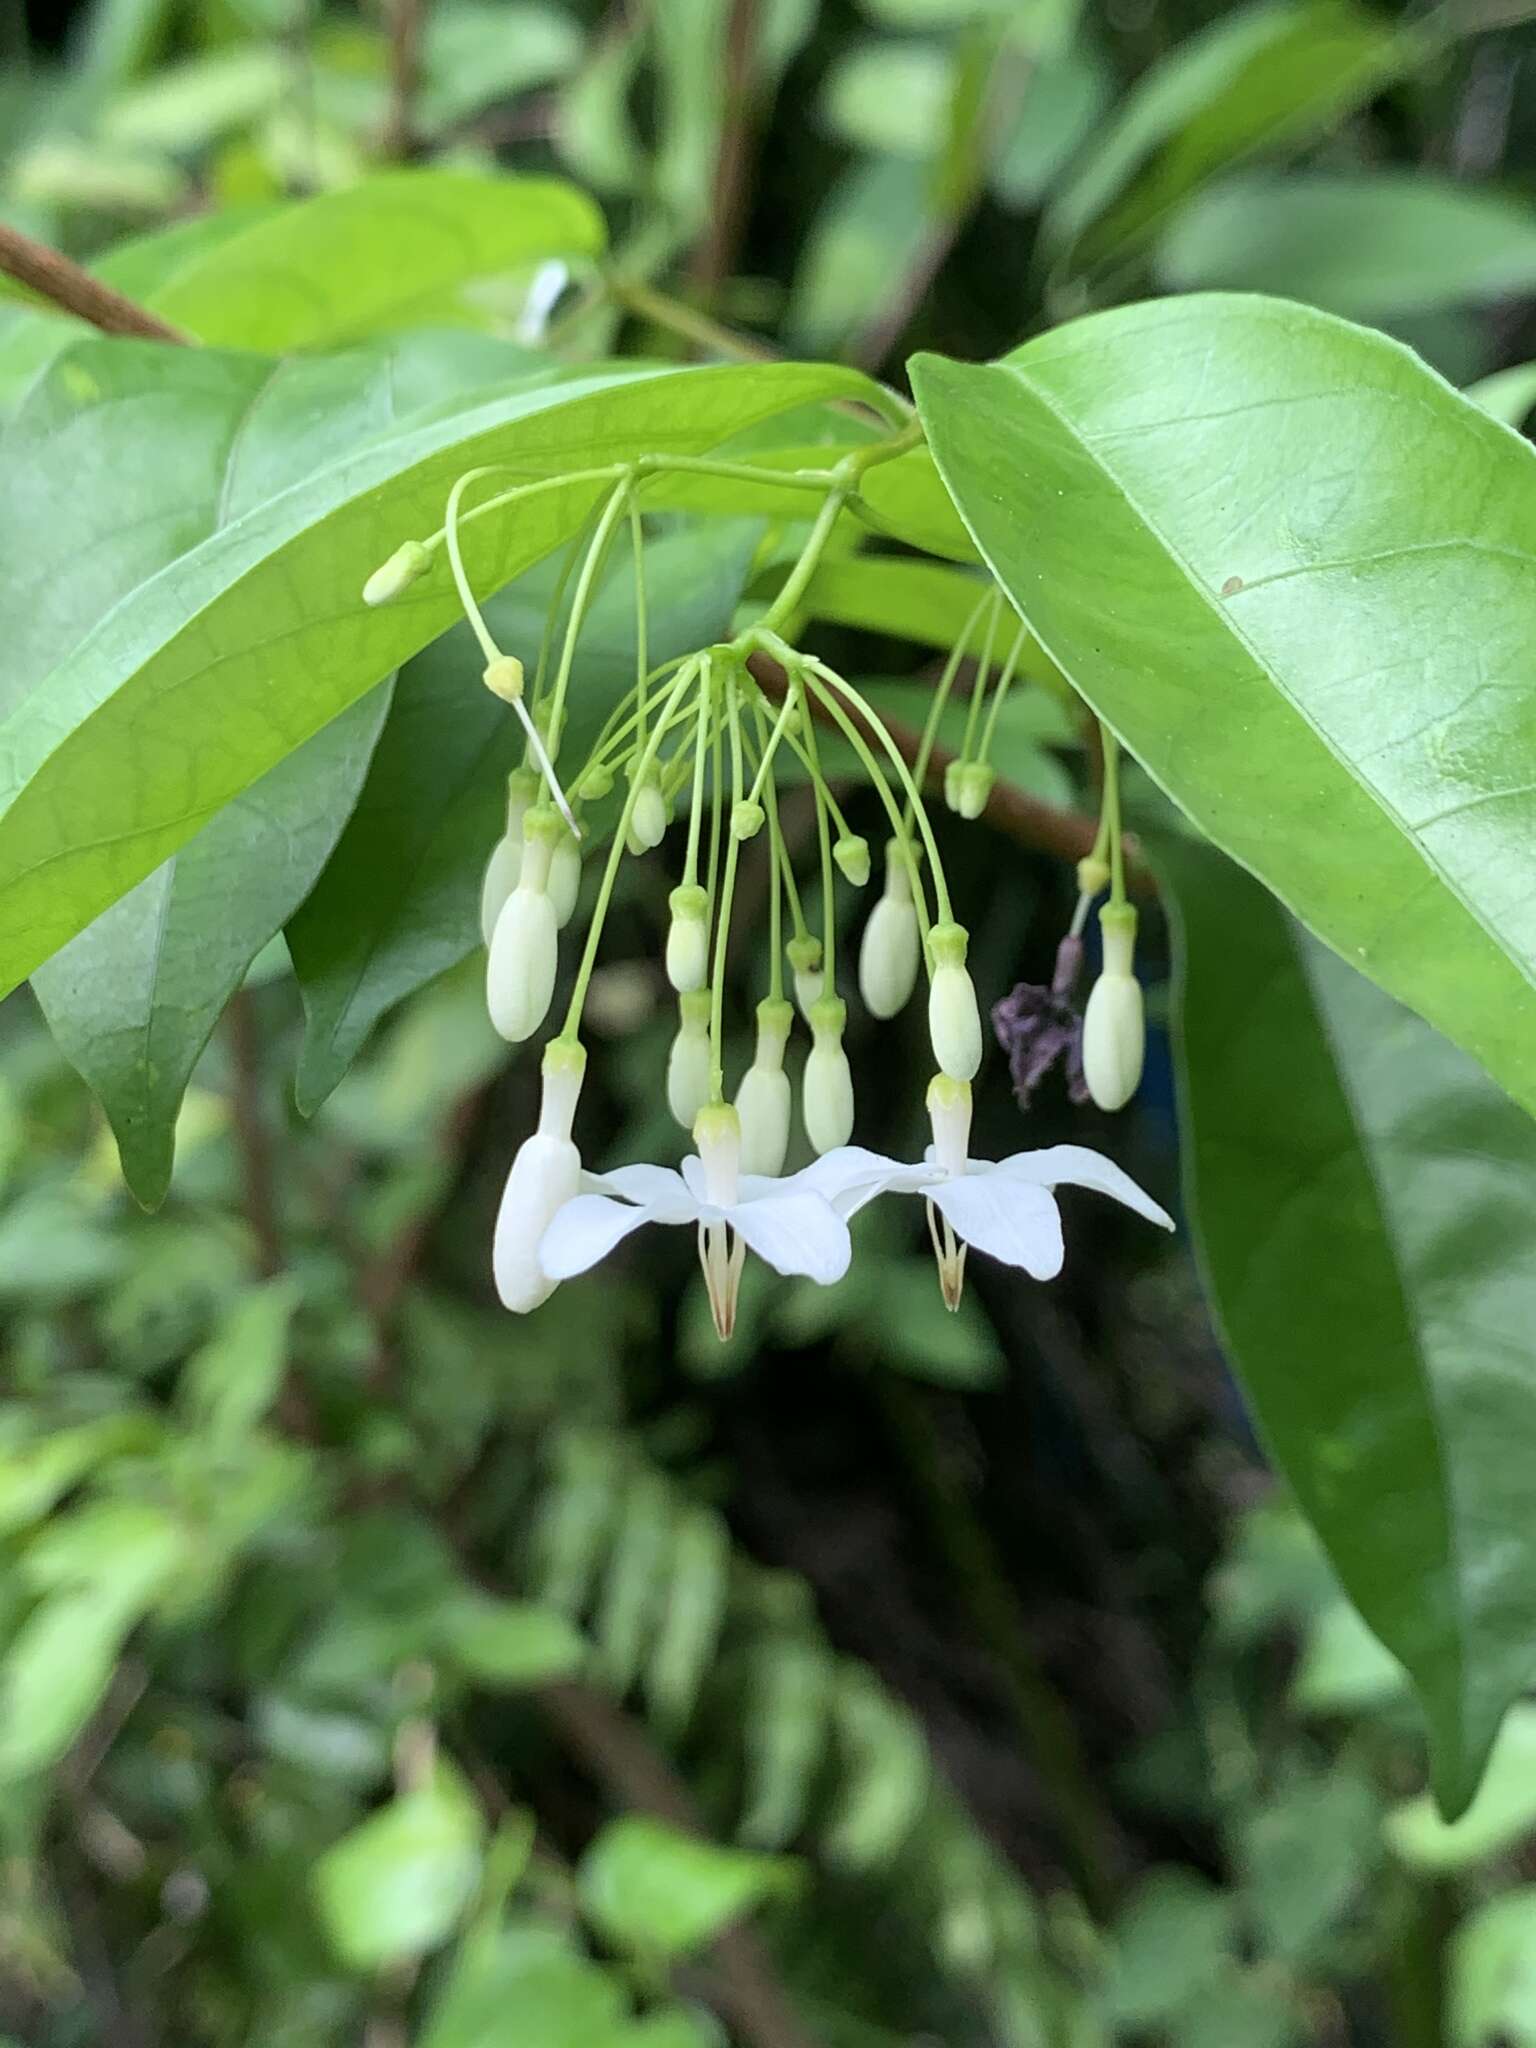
[803,1076,1173,1309]
[538,1103,851,1338]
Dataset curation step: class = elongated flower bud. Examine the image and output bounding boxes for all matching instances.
[362,539,431,606]
[1082,905,1144,1112]
[927,922,982,1081]
[665,884,710,994]
[667,990,713,1129]
[787,933,824,1021]
[487,832,558,1042]
[803,996,854,1155]
[494,1040,585,1313]
[834,834,870,887]
[734,998,793,1177]
[858,840,921,1020]
[627,773,667,855]
[479,771,539,945]
[955,763,994,822]
[547,829,582,929]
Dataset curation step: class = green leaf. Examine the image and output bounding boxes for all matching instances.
[147,170,605,349]
[990,44,1110,210]
[312,1765,485,1970]
[819,39,954,158]
[1105,1868,1234,2026]
[0,358,878,993]
[1289,1596,1408,1717]
[9,336,531,1199]
[579,1816,798,1959]
[417,5,582,134]
[421,1924,628,2048]
[1239,1770,1381,1965]
[0,1583,144,1782]
[287,520,761,1109]
[1449,1888,1536,2048]
[436,1592,585,1688]
[179,1278,298,1445]
[1158,835,1536,1812]
[1387,1705,1536,1872]
[789,157,930,358]
[1467,360,1536,430]
[1042,0,1408,274]
[1158,173,1536,320]
[912,297,1536,1122]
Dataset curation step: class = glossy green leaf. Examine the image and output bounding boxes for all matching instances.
[7,335,526,1200]
[1158,835,1536,1811]
[1449,1889,1536,2048]
[912,296,1536,1121]
[579,1816,798,1958]
[287,521,760,1109]
[417,5,582,134]
[1158,173,1536,319]
[789,157,930,357]
[1387,1705,1536,1872]
[1042,0,1407,274]
[312,1765,485,1970]
[0,357,879,993]
[178,1278,298,1445]
[437,1592,585,1688]
[421,1924,628,2048]
[147,171,604,349]
[990,44,1110,209]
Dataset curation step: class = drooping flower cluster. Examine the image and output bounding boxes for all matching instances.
[364,435,1163,1337]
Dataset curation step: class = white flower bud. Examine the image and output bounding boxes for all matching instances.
[834,834,870,887]
[667,991,714,1129]
[479,771,538,945]
[547,829,581,929]
[578,762,614,802]
[1082,906,1144,1112]
[731,800,765,841]
[1076,851,1110,899]
[787,934,824,1021]
[665,884,711,994]
[927,922,982,1081]
[955,762,994,821]
[483,654,525,704]
[858,841,921,1020]
[362,539,431,606]
[494,1041,585,1312]
[486,832,558,1043]
[627,774,667,855]
[803,997,854,1155]
[943,758,965,813]
[734,998,793,1177]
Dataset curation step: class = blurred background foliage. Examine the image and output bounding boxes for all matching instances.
[5,0,1536,2043]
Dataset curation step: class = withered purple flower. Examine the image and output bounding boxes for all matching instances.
[992,933,1090,1109]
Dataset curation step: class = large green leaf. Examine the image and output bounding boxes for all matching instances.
[1160,835,1536,1812]
[1158,173,1536,320]
[287,522,761,1110]
[0,357,880,993]
[8,334,531,1201]
[911,296,1536,1121]
[148,171,606,350]
[1041,0,1407,277]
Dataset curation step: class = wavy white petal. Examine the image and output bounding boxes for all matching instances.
[994,1145,1173,1231]
[929,1173,1064,1280]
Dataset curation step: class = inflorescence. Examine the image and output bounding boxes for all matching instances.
[363,430,1168,1339]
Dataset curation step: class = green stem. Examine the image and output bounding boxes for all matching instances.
[796,670,931,941]
[628,493,649,745]
[708,674,747,1096]
[1101,726,1125,907]
[683,658,716,887]
[958,590,1002,765]
[758,488,849,635]
[547,479,632,759]
[978,623,1029,762]
[910,586,995,814]
[795,675,839,983]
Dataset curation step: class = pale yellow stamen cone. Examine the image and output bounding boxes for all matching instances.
[665,884,710,994]
[667,991,713,1130]
[927,922,982,1081]
[858,840,921,1020]
[803,996,854,1155]
[925,1072,972,1310]
[694,1102,743,1339]
[1082,905,1145,1112]
[734,998,793,1177]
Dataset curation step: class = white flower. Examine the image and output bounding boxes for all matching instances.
[494,1043,586,1313]
[539,1104,851,1338]
[804,1076,1173,1309]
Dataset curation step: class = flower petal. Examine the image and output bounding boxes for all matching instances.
[587,1161,695,1219]
[680,1153,709,1203]
[995,1145,1174,1231]
[538,1194,668,1280]
[728,1191,851,1283]
[783,1145,930,1218]
[929,1173,1064,1279]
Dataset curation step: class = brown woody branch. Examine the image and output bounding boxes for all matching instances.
[0,222,190,343]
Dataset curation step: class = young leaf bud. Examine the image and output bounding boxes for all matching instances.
[665,883,711,994]
[362,539,431,607]
[927,922,983,1081]
[834,833,870,887]
[1082,905,1144,1112]
[667,991,714,1129]
[858,840,921,1020]
[734,998,793,1177]
[803,996,854,1155]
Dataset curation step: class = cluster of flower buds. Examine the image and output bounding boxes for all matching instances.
[363,442,1162,1338]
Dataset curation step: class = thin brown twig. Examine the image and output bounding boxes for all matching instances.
[383,0,427,159]
[225,991,285,1279]
[0,222,190,343]
[688,0,761,302]
[538,1682,823,2048]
